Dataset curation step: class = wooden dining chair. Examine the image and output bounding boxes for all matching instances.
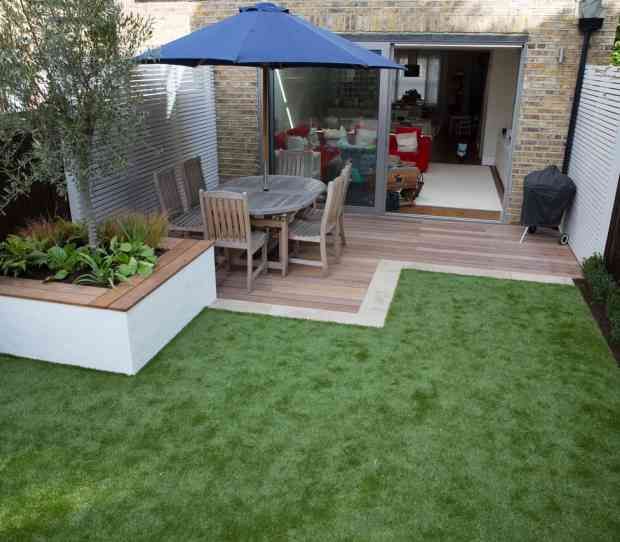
[183,157,205,210]
[154,167,183,217]
[304,162,352,245]
[288,175,344,277]
[199,189,269,293]
[275,149,321,179]
[154,167,203,236]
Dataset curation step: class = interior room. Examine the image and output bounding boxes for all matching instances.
[270,45,521,220]
[389,46,521,220]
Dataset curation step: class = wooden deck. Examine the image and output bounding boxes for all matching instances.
[217,214,582,313]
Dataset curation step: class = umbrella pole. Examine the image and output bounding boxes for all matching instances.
[261,65,270,191]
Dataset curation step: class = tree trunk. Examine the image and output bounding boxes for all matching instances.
[78,181,99,247]
[65,145,99,247]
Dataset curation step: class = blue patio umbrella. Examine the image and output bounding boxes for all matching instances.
[138,2,403,189]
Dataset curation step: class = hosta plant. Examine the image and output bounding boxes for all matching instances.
[75,237,158,287]
[44,244,87,282]
[75,249,125,288]
[0,235,47,277]
[108,237,157,278]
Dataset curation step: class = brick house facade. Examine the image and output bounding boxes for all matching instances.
[124,0,620,223]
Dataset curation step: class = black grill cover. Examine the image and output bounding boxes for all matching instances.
[520,165,576,227]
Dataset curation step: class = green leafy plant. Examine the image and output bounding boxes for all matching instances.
[44,244,86,281]
[75,249,124,288]
[612,17,620,66]
[98,212,169,249]
[582,253,615,304]
[0,235,47,277]
[19,217,87,248]
[607,286,620,343]
[107,236,157,279]
[75,237,157,287]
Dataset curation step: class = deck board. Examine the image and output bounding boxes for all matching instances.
[217,214,582,313]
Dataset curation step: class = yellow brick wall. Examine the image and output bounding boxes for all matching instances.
[125,0,620,222]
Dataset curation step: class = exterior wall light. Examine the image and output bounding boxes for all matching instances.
[579,0,603,20]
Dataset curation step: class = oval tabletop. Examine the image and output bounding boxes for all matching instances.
[220,175,325,216]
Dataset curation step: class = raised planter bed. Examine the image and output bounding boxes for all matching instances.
[0,238,216,375]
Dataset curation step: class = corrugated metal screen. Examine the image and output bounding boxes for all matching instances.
[566,65,620,262]
[68,64,219,222]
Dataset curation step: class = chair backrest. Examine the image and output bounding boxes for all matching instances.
[183,157,205,209]
[321,176,344,236]
[154,167,183,217]
[275,149,320,178]
[199,189,252,246]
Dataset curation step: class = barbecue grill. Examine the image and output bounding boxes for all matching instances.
[519,165,576,245]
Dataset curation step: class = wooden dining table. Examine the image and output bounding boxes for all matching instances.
[220,175,326,276]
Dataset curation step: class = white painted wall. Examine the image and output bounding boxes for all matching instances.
[0,296,132,373]
[566,66,620,262]
[0,247,216,375]
[127,248,216,373]
[481,49,520,166]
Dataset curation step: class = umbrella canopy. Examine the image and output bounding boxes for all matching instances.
[137,3,403,189]
[137,3,403,70]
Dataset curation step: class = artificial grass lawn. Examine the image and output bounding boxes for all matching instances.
[1,271,620,541]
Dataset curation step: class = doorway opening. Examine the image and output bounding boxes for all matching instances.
[388,46,521,220]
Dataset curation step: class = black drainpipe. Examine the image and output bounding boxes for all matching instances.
[562,17,605,175]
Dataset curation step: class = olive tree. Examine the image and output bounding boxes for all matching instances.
[613,17,620,66]
[0,0,152,245]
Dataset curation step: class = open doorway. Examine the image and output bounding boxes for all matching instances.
[388,47,521,220]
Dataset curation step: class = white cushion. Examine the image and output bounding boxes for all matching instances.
[355,128,377,147]
[324,127,346,141]
[396,132,418,153]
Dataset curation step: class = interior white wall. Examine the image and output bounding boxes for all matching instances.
[481,49,520,166]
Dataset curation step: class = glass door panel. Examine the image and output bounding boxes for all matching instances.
[272,65,381,207]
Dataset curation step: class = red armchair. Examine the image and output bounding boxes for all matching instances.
[389,126,432,172]
[274,124,312,150]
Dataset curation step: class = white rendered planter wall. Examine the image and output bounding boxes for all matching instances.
[0,242,215,375]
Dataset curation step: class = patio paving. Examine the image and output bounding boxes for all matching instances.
[215,214,582,324]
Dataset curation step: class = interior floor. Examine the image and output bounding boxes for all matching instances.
[395,162,504,220]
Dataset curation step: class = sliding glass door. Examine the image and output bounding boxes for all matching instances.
[271,42,392,212]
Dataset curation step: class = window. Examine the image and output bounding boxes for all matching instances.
[394,50,441,106]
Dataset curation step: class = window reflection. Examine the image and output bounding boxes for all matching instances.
[273,67,380,207]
